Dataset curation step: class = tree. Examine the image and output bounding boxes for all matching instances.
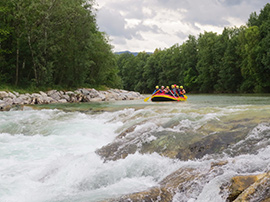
[196,32,221,92]
[215,27,242,93]
[181,35,199,92]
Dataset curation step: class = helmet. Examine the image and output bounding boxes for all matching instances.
[176,85,179,88]
[171,85,174,88]
[174,84,177,87]
[166,86,169,89]
[161,86,165,88]
[155,86,159,89]
[180,86,183,89]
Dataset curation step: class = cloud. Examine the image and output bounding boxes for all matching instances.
[95,0,269,52]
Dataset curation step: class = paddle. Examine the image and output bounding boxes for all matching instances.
[170,90,180,101]
[144,90,160,102]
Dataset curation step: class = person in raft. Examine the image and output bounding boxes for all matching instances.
[171,85,177,96]
[180,85,186,95]
[152,86,160,94]
[160,86,165,93]
[176,85,183,97]
[164,86,170,94]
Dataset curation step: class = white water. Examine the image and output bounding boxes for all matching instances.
[1,96,270,202]
[0,109,183,202]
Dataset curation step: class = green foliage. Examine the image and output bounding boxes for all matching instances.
[116,3,270,94]
[2,1,270,94]
[0,0,121,89]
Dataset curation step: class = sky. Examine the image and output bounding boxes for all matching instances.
[94,0,269,52]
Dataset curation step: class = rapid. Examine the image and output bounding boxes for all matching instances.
[0,94,270,202]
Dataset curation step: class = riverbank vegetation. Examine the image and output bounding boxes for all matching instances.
[0,0,122,91]
[117,3,270,94]
[1,1,270,94]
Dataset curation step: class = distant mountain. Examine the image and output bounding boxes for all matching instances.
[114,51,152,56]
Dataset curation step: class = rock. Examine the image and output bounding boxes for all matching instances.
[0,91,9,99]
[79,88,90,96]
[65,91,74,95]
[104,166,210,202]
[58,99,67,103]
[12,91,19,97]
[12,97,24,105]
[48,91,61,101]
[231,172,270,202]
[99,94,106,101]
[40,95,55,104]
[82,95,91,102]
[210,160,228,168]
[61,94,70,102]
[39,91,47,97]
[69,94,78,103]
[8,92,16,99]
[91,97,103,102]
[0,101,11,111]
[97,129,202,161]
[176,122,256,161]
[106,187,173,202]
[47,90,57,96]
[89,88,100,98]
[18,94,31,104]
[76,93,84,102]
[31,93,41,98]
[0,88,144,110]
[3,97,13,105]
[227,174,265,201]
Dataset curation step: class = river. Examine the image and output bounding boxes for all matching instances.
[0,94,270,202]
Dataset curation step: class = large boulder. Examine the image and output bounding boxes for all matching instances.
[12,97,24,105]
[89,88,100,98]
[8,92,16,99]
[3,97,13,105]
[47,91,61,101]
[230,172,270,202]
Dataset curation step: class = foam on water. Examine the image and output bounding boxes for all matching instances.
[0,109,183,202]
[1,99,270,202]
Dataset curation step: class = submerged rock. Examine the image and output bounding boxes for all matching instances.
[103,161,228,202]
[97,116,262,162]
[103,161,270,202]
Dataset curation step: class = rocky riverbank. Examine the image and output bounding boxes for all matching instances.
[0,88,144,111]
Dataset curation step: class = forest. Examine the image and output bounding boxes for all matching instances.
[117,3,270,93]
[1,1,270,93]
[0,0,122,90]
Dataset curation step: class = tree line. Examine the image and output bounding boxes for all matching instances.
[116,3,270,94]
[1,1,270,94]
[0,0,122,89]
